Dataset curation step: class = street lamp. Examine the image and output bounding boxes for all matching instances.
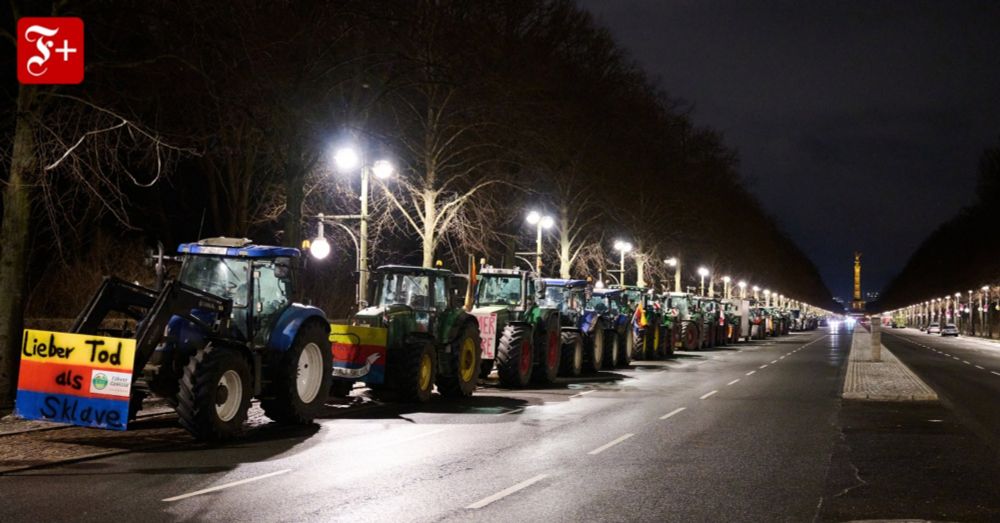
[665,257,680,293]
[697,267,709,297]
[752,285,760,300]
[614,240,633,286]
[764,289,771,307]
[314,144,395,309]
[738,280,747,299]
[526,210,554,274]
[722,276,732,299]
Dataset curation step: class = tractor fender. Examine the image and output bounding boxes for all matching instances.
[580,311,601,335]
[268,304,330,352]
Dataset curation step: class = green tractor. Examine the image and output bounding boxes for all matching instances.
[613,285,646,362]
[627,288,666,361]
[670,292,710,351]
[471,267,561,387]
[330,265,481,402]
[721,298,752,343]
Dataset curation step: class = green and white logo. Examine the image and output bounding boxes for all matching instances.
[92,373,109,390]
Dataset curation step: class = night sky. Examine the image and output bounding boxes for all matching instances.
[578,0,1000,303]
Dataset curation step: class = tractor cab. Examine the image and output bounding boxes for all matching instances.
[176,238,298,346]
[475,267,538,310]
[358,265,461,333]
[541,278,590,327]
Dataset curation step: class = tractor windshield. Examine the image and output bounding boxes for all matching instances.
[377,273,432,309]
[178,255,250,307]
[542,286,566,308]
[477,275,522,306]
[586,295,616,314]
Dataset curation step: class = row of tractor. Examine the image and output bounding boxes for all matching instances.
[17,237,818,441]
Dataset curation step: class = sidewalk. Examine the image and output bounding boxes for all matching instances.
[842,326,937,401]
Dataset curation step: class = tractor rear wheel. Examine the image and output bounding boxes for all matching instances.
[602,330,619,369]
[654,326,667,359]
[496,324,533,387]
[663,327,676,358]
[439,322,481,398]
[392,341,436,402]
[586,328,605,372]
[177,344,251,441]
[261,322,333,424]
[682,322,700,351]
[559,331,584,377]
[532,318,561,384]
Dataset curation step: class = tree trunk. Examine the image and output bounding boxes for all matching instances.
[636,253,646,288]
[422,187,436,268]
[559,206,571,278]
[0,86,38,406]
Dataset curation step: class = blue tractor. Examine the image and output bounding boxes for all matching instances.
[541,278,606,376]
[70,237,333,440]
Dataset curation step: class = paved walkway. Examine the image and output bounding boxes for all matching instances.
[843,325,937,401]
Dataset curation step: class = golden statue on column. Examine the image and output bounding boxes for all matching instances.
[852,251,865,311]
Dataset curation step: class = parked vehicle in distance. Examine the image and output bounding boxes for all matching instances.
[926,322,941,334]
[941,324,959,337]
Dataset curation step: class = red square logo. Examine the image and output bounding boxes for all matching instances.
[17,17,84,84]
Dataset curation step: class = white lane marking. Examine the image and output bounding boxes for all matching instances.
[953,356,961,361]
[498,407,524,416]
[700,390,718,400]
[759,364,769,369]
[727,379,740,386]
[992,371,1000,377]
[746,370,756,376]
[779,355,786,360]
[770,359,779,364]
[465,474,548,509]
[570,390,596,399]
[976,365,985,370]
[660,407,686,420]
[963,361,971,365]
[587,433,635,455]
[163,469,292,502]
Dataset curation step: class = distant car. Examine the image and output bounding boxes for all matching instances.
[941,324,959,337]
[926,322,941,334]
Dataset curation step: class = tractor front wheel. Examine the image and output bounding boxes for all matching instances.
[631,328,646,360]
[559,331,584,377]
[586,328,605,372]
[177,344,252,441]
[496,324,533,388]
[439,322,481,398]
[261,322,333,424]
[392,341,436,402]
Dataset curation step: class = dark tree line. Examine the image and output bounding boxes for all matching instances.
[878,138,1000,311]
[0,0,833,405]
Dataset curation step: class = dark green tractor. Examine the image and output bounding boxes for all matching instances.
[471,267,561,387]
[334,265,481,402]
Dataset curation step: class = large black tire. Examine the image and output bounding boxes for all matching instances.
[496,324,533,388]
[261,322,333,424]
[559,331,584,377]
[663,327,676,358]
[617,332,632,367]
[177,344,252,441]
[586,328,605,372]
[631,328,646,360]
[654,326,667,359]
[439,322,482,398]
[704,323,716,349]
[681,322,700,351]
[532,316,561,384]
[602,330,619,369]
[391,341,436,402]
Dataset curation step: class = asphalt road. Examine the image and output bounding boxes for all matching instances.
[881,328,1000,448]
[1,329,853,522]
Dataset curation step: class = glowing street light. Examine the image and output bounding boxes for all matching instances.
[752,285,760,300]
[697,267,709,297]
[722,276,732,299]
[665,256,681,293]
[738,280,747,299]
[614,240,633,286]
[526,210,554,274]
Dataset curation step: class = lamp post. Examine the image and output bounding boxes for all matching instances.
[665,257,680,293]
[752,285,760,301]
[722,276,732,299]
[614,240,633,286]
[738,280,747,299]
[526,211,554,274]
[311,146,394,309]
[697,267,709,297]
[983,285,991,338]
[764,289,771,307]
